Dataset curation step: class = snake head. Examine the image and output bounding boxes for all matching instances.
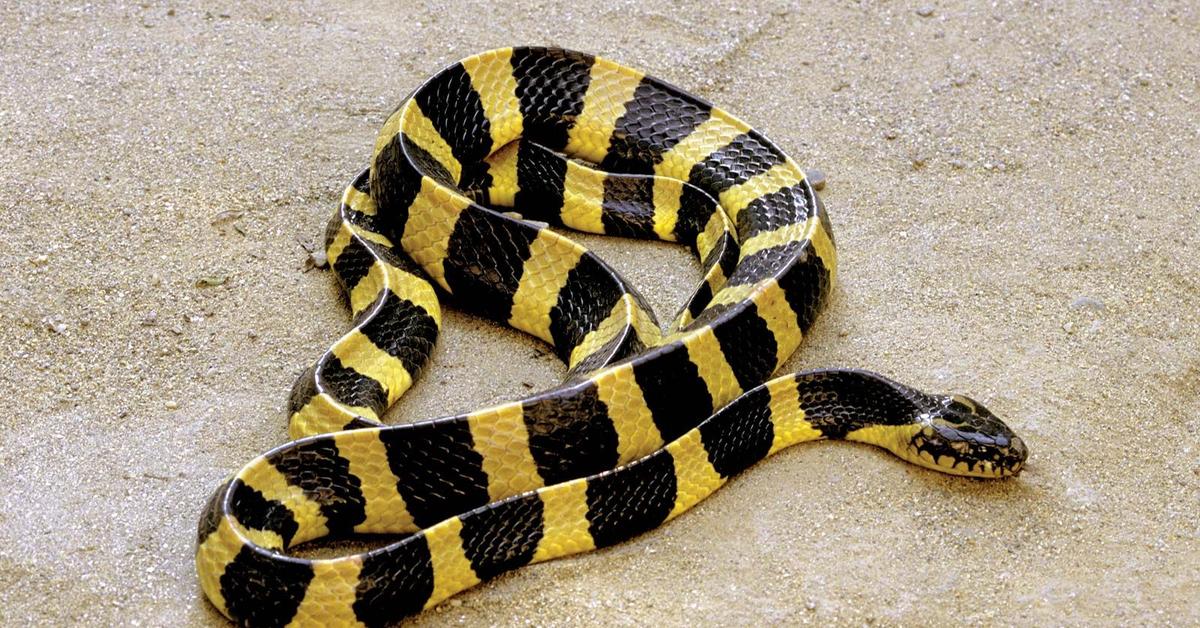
[905,394,1028,478]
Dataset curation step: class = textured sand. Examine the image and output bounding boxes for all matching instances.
[1,1,1197,625]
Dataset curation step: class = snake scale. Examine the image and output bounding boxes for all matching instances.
[195,47,1028,626]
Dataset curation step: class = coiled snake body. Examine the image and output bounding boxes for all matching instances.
[196,47,1028,626]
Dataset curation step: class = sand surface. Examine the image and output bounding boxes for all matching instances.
[1,1,1197,625]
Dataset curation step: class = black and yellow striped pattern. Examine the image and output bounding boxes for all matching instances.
[196,47,1026,626]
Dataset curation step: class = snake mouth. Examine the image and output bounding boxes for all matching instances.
[955,458,1024,479]
[977,458,1024,478]
[965,434,1028,478]
[908,427,1028,478]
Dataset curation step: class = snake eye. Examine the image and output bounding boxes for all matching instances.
[947,394,978,414]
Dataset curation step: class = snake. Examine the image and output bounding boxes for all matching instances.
[195,47,1028,626]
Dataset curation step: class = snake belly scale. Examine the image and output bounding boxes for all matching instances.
[195,47,1028,626]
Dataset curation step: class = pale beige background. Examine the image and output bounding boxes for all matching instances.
[1,1,1197,625]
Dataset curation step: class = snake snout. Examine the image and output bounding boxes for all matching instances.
[1005,434,1029,476]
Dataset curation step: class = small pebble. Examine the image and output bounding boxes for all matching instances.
[165,401,179,410]
[308,249,328,269]
[1070,296,1106,312]
[949,159,967,169]
[195,275,228,288]
[141,310,158,326]
[31,255,50,266]
[44,317,68,334]
[1062,321,1075,334]
[884,129,899,140]
[916,5,936,17]
[805,168,827,191]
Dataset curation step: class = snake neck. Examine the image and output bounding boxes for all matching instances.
[781,369,1025,478]
[790,369,937,439]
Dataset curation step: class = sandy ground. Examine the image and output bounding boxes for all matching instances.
[1,1,1197,625]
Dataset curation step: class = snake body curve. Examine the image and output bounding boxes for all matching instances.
[195,47,1028,626]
